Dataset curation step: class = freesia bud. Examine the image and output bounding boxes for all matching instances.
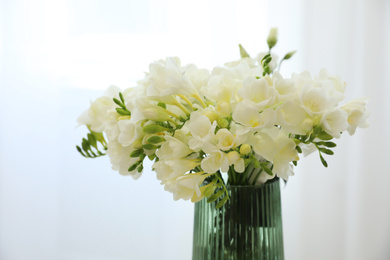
[267,28,278,49]
[217,118,229,128]
[143,107,171,122]
[147,136,165,144]
[227,151,241,164]
[239,144,251,155]
[283,50,296,60]
[143,124,169,134]
[132,139,143,149]
[239,44,250,58]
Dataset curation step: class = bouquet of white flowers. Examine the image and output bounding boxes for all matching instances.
[77,28,368,208]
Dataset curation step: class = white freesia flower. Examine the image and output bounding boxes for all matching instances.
[227,151,245,173]
[321,108,349,138]
[154,159,200,182]
[273,72,297,102]
[187,112,217,151]
[201,143,229,173]
[252,128,298,180]
[341,98,369,135]
[276,100,313,135]
[238,76,276,109]
[77,85,121,132]
[300,85,331,116]
[318,68,346,96]
[215,129,236,151]
[183,64,210,92]
[117,120,142,146]
[163,173,209,202]
[233,102,276,129]
[106,140,142,179]
[156,136,193,161]
[147,57,199,97]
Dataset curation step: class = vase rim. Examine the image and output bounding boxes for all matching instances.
[227,177,280,188]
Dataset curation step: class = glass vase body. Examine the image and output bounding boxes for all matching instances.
[192,178,284,260]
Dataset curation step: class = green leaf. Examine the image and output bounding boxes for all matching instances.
[296,145,302,153]
[293,160,297,166]
[216,196,228,209]
[239,44,250,58]
[137,164,144,173]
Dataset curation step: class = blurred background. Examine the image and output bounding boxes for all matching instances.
[0,0,389,259]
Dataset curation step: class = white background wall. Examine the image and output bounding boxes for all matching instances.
[1,0,389,259]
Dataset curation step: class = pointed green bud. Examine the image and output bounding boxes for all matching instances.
[147,136,165,144]
[130,149,144,158]
[157,102,167,109]
[143,124,169,134]
[143,144,158,150]
[90,130,106,145]
[267,28,278,49]
[260,163,273,176]
[119,92,125,104]
[116,108,131,116]
[283,50,296,60]
[128,163,138,172]
[239,44,250,58]
[319,153,328,167]
[87,133,97,148]
[264,56,272,65]
[137,164,144,173]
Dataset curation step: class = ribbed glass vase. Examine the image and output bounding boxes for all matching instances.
[192,178,284,260]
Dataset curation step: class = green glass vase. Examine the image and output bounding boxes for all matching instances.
[192,178,284,260]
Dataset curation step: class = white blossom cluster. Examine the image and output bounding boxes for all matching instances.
[77,37,368,205]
